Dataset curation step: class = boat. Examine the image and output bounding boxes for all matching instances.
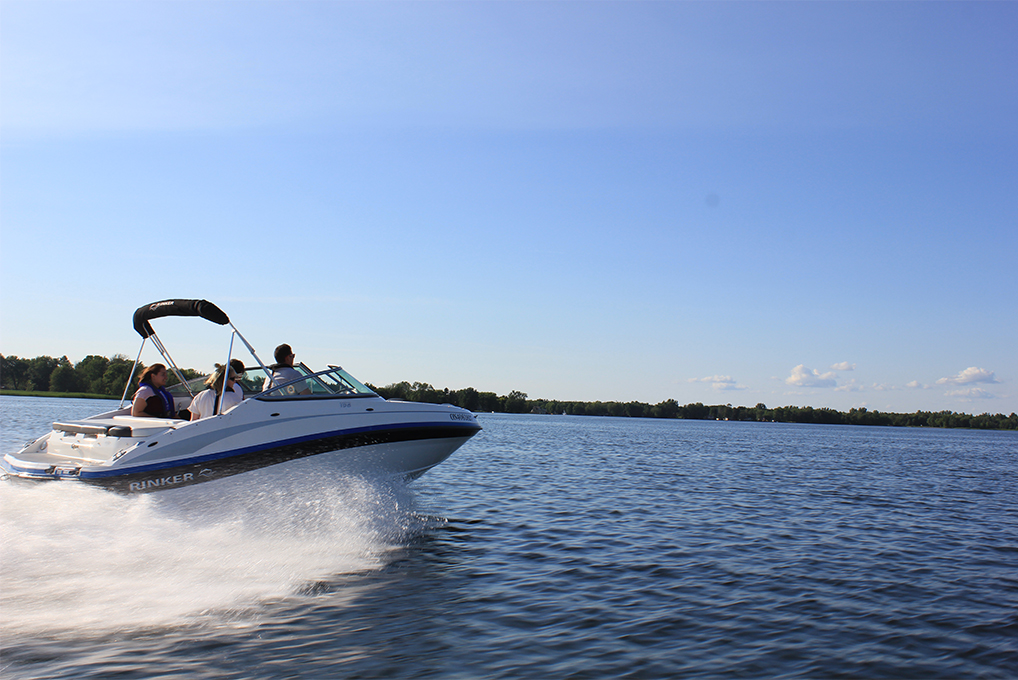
[2,299,481,493]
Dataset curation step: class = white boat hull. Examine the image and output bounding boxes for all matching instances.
[3,396,481,494]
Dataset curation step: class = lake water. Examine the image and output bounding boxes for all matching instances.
[1,395,1016,678]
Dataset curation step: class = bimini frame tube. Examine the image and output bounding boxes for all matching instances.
[217,332,237,415]
[230,323,272,388]
[148,331,193,396]
[120,339,148,407]
[120,332,195,408]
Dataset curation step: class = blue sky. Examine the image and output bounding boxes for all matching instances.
[2,1,1016,413]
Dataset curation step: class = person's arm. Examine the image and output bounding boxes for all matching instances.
[188,392,205,420]
[131,386,152,416]
[131,395,148,416]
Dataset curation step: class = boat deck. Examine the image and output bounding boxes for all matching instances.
[7,416,189,471]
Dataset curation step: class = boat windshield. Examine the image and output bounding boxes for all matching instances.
[258,366,377,399]
[164,365,376,400]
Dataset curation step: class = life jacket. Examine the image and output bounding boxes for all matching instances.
[139,381,175,418]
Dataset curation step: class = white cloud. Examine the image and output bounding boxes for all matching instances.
[690,375,733,384]
[945,387,997,400]
[785,364,837,388]
[905,380,930,390]
[830,361,856,371]
[835,379,862,392]
[690,375,746,391]
[936,367,999,386]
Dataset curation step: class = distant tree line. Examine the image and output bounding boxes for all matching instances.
[1,354,200,397]
[3,355,1015,430]
[371,381,1018,431]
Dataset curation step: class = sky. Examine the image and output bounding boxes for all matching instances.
[1,1,1016,414]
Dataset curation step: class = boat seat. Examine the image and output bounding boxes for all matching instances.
[52,416,183,439]
[53,422,134,437]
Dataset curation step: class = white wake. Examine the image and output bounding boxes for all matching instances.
[0,470,422,635]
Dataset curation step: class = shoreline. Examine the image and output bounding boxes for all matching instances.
[1,390,120,400]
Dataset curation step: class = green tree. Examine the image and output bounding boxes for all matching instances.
[1,354,30,389]
[681,402,710,420]
[477,391,500,412]
[102,355,136,396]
[379,381,412,400]
[413,382,440,403]
[651,399,679,419]
[75,355,111,394]
[454,387,481,412]
[503,390,528,413]
[49,358,82,392]
[26,356,60,391]
[166,367,203,387]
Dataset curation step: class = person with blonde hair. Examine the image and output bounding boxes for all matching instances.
[188,364,242,420]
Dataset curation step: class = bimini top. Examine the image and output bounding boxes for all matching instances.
[132,299,230,338]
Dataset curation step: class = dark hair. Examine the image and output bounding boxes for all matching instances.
[274,344,293,364]
[230,359,245,375]
[138,363,167,386]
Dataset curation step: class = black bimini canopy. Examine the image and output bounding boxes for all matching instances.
[133,299,230,338]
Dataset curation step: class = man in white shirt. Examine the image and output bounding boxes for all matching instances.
[262,343,311,395]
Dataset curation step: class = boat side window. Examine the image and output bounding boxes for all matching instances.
[166,376,208,399]
[235,367,269,395]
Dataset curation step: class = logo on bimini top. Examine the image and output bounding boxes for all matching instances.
[149,301,175,310]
